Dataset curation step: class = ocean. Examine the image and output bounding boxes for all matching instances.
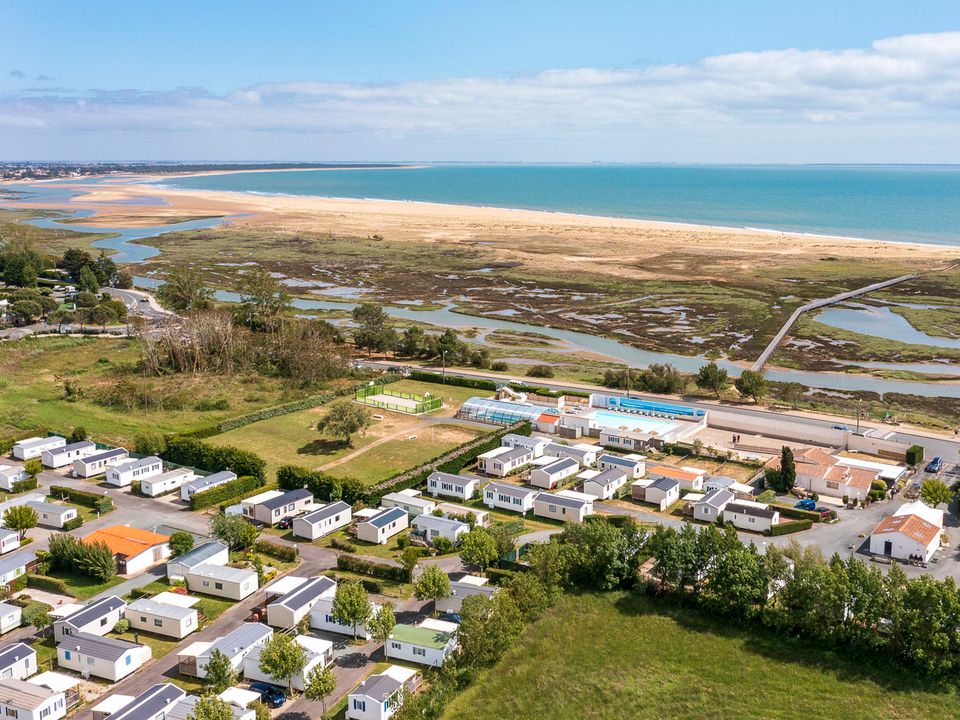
[160,163,960,246]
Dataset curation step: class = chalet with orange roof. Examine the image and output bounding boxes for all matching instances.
[647,465,706,492]
[869,503,942,563]
[766,447,877,501]
[83,526,171,576]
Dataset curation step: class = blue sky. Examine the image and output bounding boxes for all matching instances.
[3,1,960,162]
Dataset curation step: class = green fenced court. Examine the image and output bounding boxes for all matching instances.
[356,383,443,415]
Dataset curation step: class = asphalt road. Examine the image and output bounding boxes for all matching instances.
[104,287,173,321]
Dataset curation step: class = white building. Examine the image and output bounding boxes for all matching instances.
[529,457,579,490]
[181,471,238,502]
[266,576,336,630]
[596,453,645,479]
[0,551,35,586]
[380,489,437,517]
[178,623,272,679]
[42,441,96,469]
[311,592,381,640]
[292,501,352,540]
[0,465,28,491]
[126,598,198,639]
[72,448,129,479]
[346,665,419,720]
[82,526,170,576]
[184,564,257,601]
[242,488,314,526]
[435,575,497,615]
[500,433,550,458]
[640,478,679,510]
[0,530,20,556]
[0,679,66,720]
[869,501,944,563]
[692,488,735,523]
[435,502,490,528]
[722,501,780,533]
[96,684,185,720]
[599,428,650,453]
[141,468,195,498]
[581,468,628,500]
[542,443,598,467]
[426,471,479,501]
[106,456,163,488]
[57,633,150,681]
[385,619,458,667]
[482,482,536,514]
[0,603,22,635]
[12,437,65,461]
[702,476,755,499]
[53,596,126,643]
[25,501,77,529]
[243,635,333,691]
[647,465,706,492]
[476,447,533,477]
[356,507,408,545]
[0,643,35,678]
[533,490,594,523]
[166,541,230,581]
[411,514,469,545]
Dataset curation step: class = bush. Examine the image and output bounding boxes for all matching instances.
[330,537,357,553]
[162,436,266,482]
[62,517,84,531]
[48,485,113,513]
[337,554,410,582]
[10,477,38,493]
[433,536,454,554]
[906,444,924,466]
[254,539,298,563]
[485,567,519,585]
[27,575,70,594]
[767,519,814,536]
[490,361,509,371]
[408,370,497,391]
[526,364,555,378]
[189,475,264,510]
[773,504,822,523]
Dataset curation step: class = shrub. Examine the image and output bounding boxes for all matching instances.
[27,575,70,595]
[162,436,266,482]
[254,539,298,563]
[10,477,38,493]
[113,618,130,634]
[189,475,264,510]
[433,536,454,554]
[767,519,814,536]
[195,397,231,411]
[526,364,555,378]
[330,537,357,553]
[62,517,84,531]
[337,554,410,582]
[490,361,509,371]
[485,567,519,585]
[48,485,113,513]
[773,504,822,523]
[906,444,924,466]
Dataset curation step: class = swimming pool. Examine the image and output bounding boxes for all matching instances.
[587,410,679,435]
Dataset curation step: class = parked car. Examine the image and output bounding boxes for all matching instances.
[831,424,849,431]
[816,507,832,518]
[277,516,293,530]
[795,499,816,511]
[250,683,286,708]
[926,456,944,473]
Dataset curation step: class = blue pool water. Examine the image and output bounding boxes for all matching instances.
[587,410,679,434]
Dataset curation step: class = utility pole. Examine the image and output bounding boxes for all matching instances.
[625,366,632,398]
[856,398,862,434]
[441,350,447,384]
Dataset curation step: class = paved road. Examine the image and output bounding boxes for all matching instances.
[104,287,173,321]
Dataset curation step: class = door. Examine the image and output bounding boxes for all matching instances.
[883,540,893,556]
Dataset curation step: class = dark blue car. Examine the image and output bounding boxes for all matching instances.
[249,682,286,708]
[926,457,944,473]
[795,499,816,511]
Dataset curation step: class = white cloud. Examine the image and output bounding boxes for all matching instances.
[2,31,960,160]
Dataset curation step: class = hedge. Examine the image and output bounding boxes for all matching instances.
[162,436,266,482]
[766,519,814,536]
[407,370,589,399]
[773,504,822,523]
[327,572,383,594]
[276,465,365,505]
[336,554,410,582]
[62,517,84,531]
[27,575,70,595]
[11,477,38,493]
[48,485,113,514]
[254,539,299,563]
[330,537,358,553]
[486,567,519,585]
[906,444,924,466]
[189,475,264,510]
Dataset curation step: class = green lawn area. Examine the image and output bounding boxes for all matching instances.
[381,379,483,409]
[0,336,326,446]
[132,579,235,626]
[442,592,960,720]
[111,629,177,659]
[29,636,57,670]
[321,569,412,600]
[315,528,412,562]
[43,570,125,600]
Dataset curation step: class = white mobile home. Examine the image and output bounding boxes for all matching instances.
[12,437,64,461]
[141,468,195,498]
[166,541,230,581]
[529,457,579,489]
[184,564,257,600]
[242,488,314,526]
[292,501,352,540]
[106,456,163,488]
[178,623,272,679]
[482,482,536,513]
[380,489,437,517]
[426,471,479,501]
[500,433,551,458]
[411,514,469,544]
[126,598,198,639]
[702,476,755,499]
[0,643,35,678]
[0,551,35,586]
[42,441,96,469]
[648,465,706,492]
[0,530,20,556]
[385,619,458,668]
[53,596,126,643]
[435,575,497,615]
[0,679,67,720]
[346,665,419,720]
[543,442,598,467]
[692,488,735,524]
[581,468,628,500]
[311,592,381,639]
[722,501,780,533]
[596,453,645,479]
[356,507,408,545]
[180,471,237,502]
[243,635,333,691]
[476,447,533,477]
[266,576,336,630]
[25,501,77,529]
[57,633,150,681]
[0,603,22,635]
[72,448,129,478]
[0,465,27,491]
[533,490,594,523]
[642,478,680,511]
[97,684,185,720]
[436,502,490,528]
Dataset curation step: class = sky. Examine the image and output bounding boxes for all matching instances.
[3,1,960,163]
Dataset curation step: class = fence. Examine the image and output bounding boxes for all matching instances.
[355,384,442,415]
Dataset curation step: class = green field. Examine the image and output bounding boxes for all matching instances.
[442,592,960,720]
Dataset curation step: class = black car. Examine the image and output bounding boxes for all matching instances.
[249,682,286,708]
[277,516,293,530]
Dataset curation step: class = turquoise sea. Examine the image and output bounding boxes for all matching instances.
[161,164,960,246]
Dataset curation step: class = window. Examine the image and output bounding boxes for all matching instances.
[352,700,366,712]
[703,508,711,515]
[86,657,95,665]
[41,708,49,719]
[126,654,132,665]
[391,642,401,649]
[215,582,223,590]
[548,505,556,513]
[203,580,209,587]
[101,617,108,626]
[1,670,9,679]
[748,517,756,524]
[64,651,72,660]
[413,647,426,656]
[62,627,71,636]
[6,707,16,717]
[141,616,147,622]
[154,618,163,627]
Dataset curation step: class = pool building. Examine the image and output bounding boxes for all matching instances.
[459,392,706,449]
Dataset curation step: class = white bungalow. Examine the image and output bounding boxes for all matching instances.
[528,457,579,490]
[435,575,497,615]
[581,468,628,500]
[72,448,129,478]
[703,476,755,499]
[180,471,238,502]
[311,591,381,640]
[126,598,198,639]
[0,603,23,635]
[500,433,551,458]
[647,465,707,492]
[12,437,65,461]
[476,447,533,477]
[53,596,126,643]
[411,514,469,544]
[543,442,598,467]
[380,489,437,517]
[166,541,229,581]
[0,679,67,720]
[722,501,780,533]
[266,576,336,630]
[426,471,479,501]
[482,482,536,514]
[640,478,680,511]
[533,490,594,523]
[0,465,28,491]
[346,665,419,720]
[243,635,333,691]
[140,468,195,497]
[292,501,352,540]
[178,623,272,679]
[184,564,258,600]
[0,643,35,678]
[435,502,490,528]
[106,456,163,488]
[356,507,409,545]
[25,501,77,529]
[596,453,646,479]
[385,619,458,668]
[42,441,96,469]
[57,633,150,681]
[0,530,20,555]
[692,488,735,523]
[241,488,314,526]
[0,551,35,585]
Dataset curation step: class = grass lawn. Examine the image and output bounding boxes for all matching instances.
[657,455,761,482]
[316,528,412,562]
[111,629,177,659]
[322,569,412,600]
[131,579,235,626]
[44,570,125,600]
[442,592,960,720]
[0,336,326,446]
[29,636,57,669]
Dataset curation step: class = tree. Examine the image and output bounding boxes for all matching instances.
[73,291,98,308]
[22,603,52,634]
[316,401,372,446]
[457,593,524,668]
[303,664,337,713]
[88,304,116,329]
[778,381,804,408]
[3,506,38,540]
[114,618,130,634]
[779,446,796,492]
[695,362,729,398]
[331,581,372,639]
[114,270,134,289]
[413,565,452,612]
[258,633,307,692]
[734,370,767,403]
[47,309,73,332]
[459,528,500,571]
[187,694,235,720]
[234,267,291,328]
[211,512,259,550]
[80,540,117,582]
[10,300,42,324]
[204,648,236,693]
[506,571,552,622]
[249,702,270,720]
[920,478,953,509]
[62,248,95,282]
[24,458,42,479]
[170,531,195,557]
[352,303,396,355]
[77,265,100,294]
[397,326,426,357]
[526,364,554,378]
[367,602,397,646]
[68,426,88,443]
[134,432,167,456]
[157,265,213,313]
